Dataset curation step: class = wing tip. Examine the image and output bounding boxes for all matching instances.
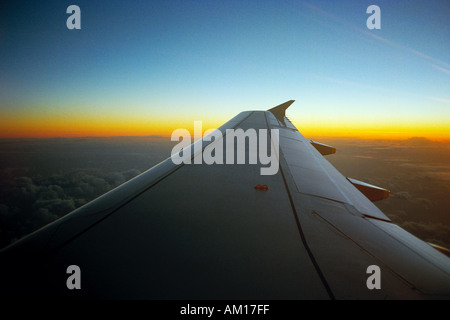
[268,100,295,120]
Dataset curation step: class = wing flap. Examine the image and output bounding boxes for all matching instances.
[310,140,336,156]
[347,177,390,202]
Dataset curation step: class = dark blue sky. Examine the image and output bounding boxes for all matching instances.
[1,0,449,138]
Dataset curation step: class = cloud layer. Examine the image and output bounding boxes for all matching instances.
[1,136,449,251]
[322,137,450,248]
[0,137,173,248]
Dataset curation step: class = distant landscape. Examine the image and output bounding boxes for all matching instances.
[0,136,173,249]
[323,136,450,249]
[0,136,449,250]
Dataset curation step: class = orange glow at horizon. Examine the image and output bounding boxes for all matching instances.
[0,113,225,139]
[297,124,450,141]
[1,113,449,142]
[291,117,450,142]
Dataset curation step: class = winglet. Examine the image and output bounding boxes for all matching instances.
[268,100,295,121]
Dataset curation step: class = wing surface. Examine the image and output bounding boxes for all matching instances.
[1,101,449,299]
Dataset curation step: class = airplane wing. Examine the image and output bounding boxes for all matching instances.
[1,100,450,299]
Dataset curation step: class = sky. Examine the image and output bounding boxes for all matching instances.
[0,0,449,139]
